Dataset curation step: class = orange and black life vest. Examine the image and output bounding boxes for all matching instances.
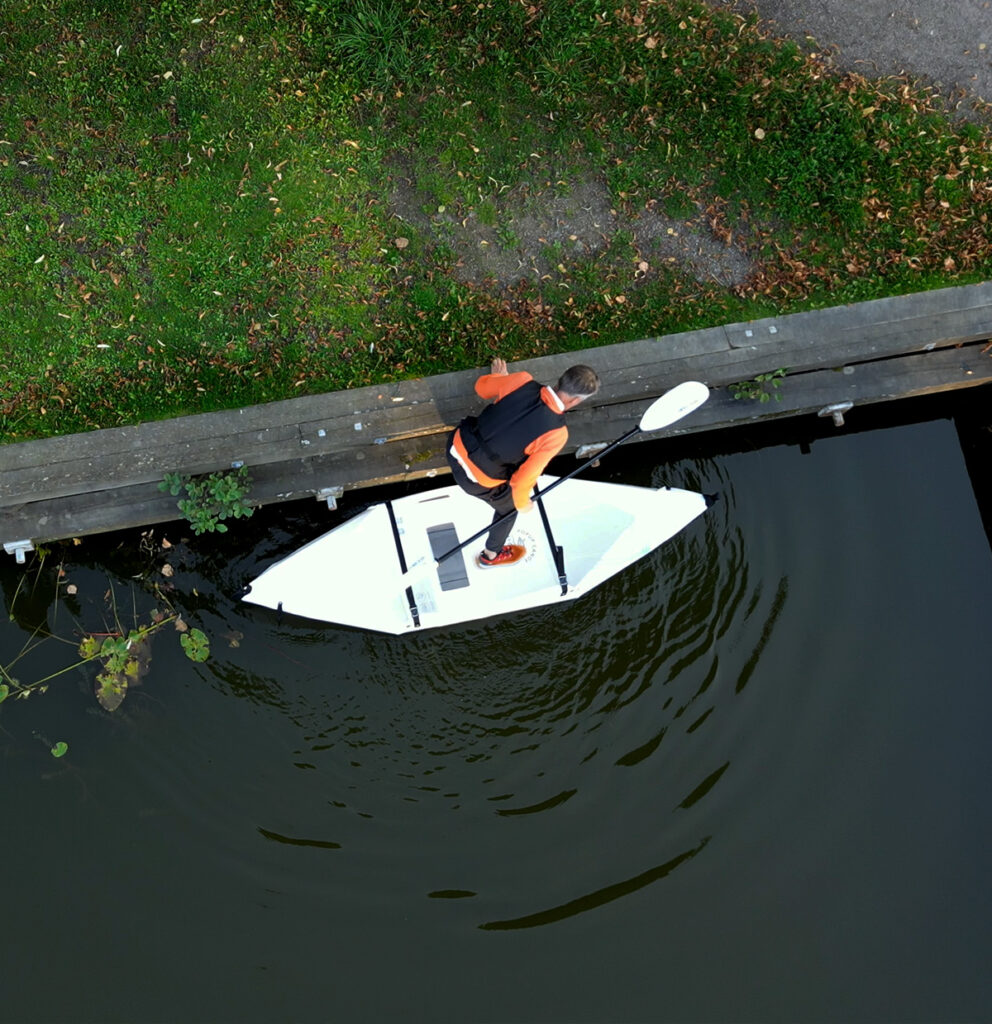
[457,381,564,481]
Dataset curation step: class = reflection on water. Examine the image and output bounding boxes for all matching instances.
[3,415,992,1023]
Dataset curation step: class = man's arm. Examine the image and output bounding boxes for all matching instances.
[508,426,569,511]
[475,357,532,402]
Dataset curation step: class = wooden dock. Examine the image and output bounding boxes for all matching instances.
[3,282,991,557]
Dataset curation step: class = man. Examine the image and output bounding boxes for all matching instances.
[446,357,600,568]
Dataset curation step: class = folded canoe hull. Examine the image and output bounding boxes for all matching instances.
[242,476,709,634]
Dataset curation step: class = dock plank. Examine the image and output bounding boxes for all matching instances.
[5,342,989,546]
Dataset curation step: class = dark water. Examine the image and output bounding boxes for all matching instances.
[3,403,991,1023]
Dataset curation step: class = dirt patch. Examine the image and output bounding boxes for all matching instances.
[388,166,757,295]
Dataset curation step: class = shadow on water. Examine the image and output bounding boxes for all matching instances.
[478,835,712,930]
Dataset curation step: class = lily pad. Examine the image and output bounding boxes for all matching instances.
[94,637,152,711]
[180,628,210,662]
[78,635,101,659]
[96,671,128,711]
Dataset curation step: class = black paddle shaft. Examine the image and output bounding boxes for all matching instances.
[533,481,567,595]
[432,425,640,568]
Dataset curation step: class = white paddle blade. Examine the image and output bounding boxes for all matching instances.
[638,380,709,432]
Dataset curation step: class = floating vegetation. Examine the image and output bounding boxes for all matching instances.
[1,545,214,728]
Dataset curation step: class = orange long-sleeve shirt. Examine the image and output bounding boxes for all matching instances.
[450,371,568,511]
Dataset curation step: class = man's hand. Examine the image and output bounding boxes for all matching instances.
[490,357,508,376]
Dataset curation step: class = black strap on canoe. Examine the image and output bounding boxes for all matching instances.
[533,483,568,596]
[385,500,420,628]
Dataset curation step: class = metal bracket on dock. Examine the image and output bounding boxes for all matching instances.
[316,486,344,511]
[576,442,610,461]
[818,402,854,427]
[4,540,34,565]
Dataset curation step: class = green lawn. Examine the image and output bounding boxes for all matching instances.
[2,0,990,441]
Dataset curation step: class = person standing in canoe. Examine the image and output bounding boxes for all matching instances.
[446,358,600,568]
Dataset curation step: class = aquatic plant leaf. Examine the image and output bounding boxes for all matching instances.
[78,636,101,659]
[96,671,128,711]
[51,741,68,758]
[180,628,210,662]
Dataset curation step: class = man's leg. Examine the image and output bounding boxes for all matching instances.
[445,448,518,557]
[482,485,517,555]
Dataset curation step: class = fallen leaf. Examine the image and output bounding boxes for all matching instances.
[175,617,188,633]
[754,128,766,140]
[394,237,409,249]
[161,563,174,577]
[66,584,78,595]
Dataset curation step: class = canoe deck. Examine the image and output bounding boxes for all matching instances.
[242,476,709,633]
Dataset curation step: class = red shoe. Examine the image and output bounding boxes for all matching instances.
[476,544,526,568]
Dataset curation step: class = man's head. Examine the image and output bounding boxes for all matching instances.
[556,365,600,410]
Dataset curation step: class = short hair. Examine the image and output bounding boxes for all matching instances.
[557,364,600,400]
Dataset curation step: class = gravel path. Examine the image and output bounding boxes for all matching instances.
[709,0,992,121]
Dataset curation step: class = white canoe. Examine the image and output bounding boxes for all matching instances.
[242,476,710,634]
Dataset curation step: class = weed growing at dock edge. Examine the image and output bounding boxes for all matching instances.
[160,465,255,534]
[1,0,990,441]
[730,368,788,403]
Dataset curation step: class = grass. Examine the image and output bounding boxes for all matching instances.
[1,0,990,441]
